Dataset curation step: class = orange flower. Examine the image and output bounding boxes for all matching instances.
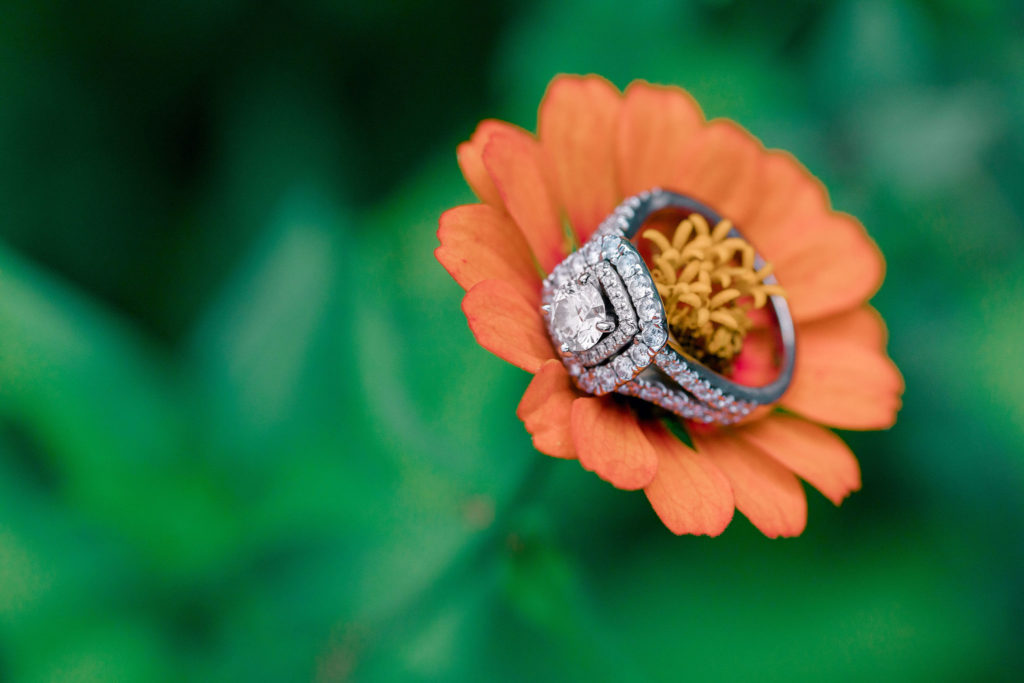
[436,75,903,537]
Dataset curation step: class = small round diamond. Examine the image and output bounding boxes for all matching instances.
[616,250,642,276]
[601,236,623,259]
[640,324,668,349]
[577,371,597,393]
[627,275,653,299]
[612,354,635,380]
[629,342,650,366]
[639,383,661,402]
[581,243,601,265]
[595,366,617,392]
[636,297,661,321]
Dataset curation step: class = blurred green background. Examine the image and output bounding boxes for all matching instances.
[0,0,1021,680]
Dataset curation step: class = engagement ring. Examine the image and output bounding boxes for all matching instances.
[541,189,796,424]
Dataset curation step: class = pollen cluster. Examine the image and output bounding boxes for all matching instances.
[642,214,785,374]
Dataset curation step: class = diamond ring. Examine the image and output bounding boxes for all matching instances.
[541,189,796,425]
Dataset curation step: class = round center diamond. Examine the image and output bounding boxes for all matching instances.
[551,281,607,352]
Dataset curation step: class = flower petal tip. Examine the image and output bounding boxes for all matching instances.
[517,361,578,460]
[640,422,736,536]
[571,397,658,490]
[461,279,555,374]
[694,429,808,539]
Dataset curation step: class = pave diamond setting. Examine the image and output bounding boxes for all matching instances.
[550,280,607,352]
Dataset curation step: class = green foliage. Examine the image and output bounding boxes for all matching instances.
[0,0,1021,680]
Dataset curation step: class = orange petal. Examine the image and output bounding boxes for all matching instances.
[516,360,578,459]
[735,415,861,505]
[436,204,541,305]
[781,319,904,430]
[538,75,622,244]
[641,421,734,536]
[741,151,827,245]
[571,397,658,490]
[768,211,884,322]
[672,120,765,228]
[797,305,888,350]
[616,80,704,199]
[456,119,526,208]
[739,152,884,322]
[462,279,555,373]
[693,429,807,538]
[482,129,566,273]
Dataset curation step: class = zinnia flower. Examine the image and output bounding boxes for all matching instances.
[435,74,903,537]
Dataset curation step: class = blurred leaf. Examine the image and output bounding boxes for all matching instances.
[0,244,186,469]
[975,269,1024,440]
[189,189,347,447]
[592,531,1007,682]
[0,243,245,575]
[17,617,173,683]
[338,150,538,623]
[810,0,935,105]
[0,525,51,617]
[846,85,1006,194]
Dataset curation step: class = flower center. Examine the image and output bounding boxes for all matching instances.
[642,213,785,374]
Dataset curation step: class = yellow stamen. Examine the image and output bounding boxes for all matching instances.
[641,214,786,373]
